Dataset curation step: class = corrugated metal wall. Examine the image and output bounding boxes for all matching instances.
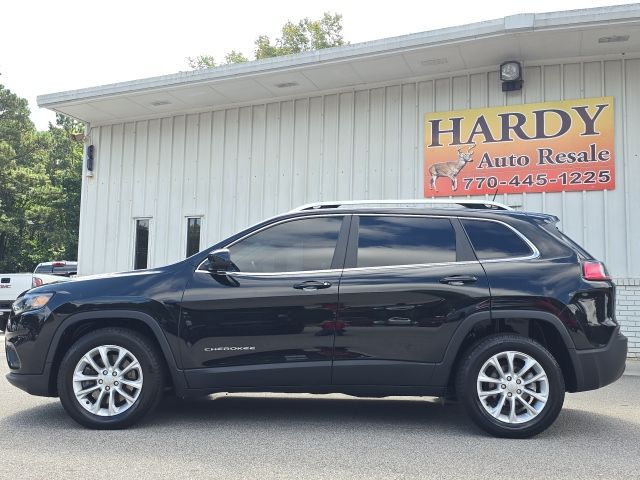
[79,58,640,278]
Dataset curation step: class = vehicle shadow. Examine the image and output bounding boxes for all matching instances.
[151,394,478,434]
[152,394,640,439]
[1,393,638,442]
[0,394,474,434]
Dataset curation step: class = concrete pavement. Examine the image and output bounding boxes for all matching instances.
[1,335,639,479]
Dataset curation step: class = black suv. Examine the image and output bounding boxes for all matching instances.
[4,200,627,437]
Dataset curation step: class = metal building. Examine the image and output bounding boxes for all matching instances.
[38,5,640,356]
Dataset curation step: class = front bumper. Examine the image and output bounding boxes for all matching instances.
[5,332,56,396]
[0,310,9,331]
[5,370,55,397]
[4,308,58,397]
[571,329,627,392]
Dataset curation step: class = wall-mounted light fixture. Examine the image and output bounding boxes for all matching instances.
[500,61,523,92]
[86,145,94,173]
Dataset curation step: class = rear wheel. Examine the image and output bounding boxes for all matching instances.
[456,334,565,438]
[57,327,164,429]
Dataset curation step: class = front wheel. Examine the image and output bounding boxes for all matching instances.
[456,334,565,438]
[57,327,165,429]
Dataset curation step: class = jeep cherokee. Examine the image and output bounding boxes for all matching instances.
[4,199,627,437]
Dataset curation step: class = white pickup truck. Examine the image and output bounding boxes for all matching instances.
[0,272,71,331]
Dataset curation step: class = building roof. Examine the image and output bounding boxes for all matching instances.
[38,4,640,125]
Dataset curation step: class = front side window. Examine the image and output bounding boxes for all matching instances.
[461,219,533,260]
[228,216,343,273]
[134,219,150,270]
[186,217,202,257]
[356,216,456,268]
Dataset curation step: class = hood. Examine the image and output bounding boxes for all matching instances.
[69,269,164,282]
[28,268,165,296]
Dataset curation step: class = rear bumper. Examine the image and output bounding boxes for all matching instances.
[571,329,627,392]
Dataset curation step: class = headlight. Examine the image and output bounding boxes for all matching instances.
[12,293,54,315]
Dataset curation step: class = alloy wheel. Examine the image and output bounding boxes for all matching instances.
[72,345,144,417]
[476,350,549,424]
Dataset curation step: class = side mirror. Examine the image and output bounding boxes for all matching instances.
[206,248,235,273]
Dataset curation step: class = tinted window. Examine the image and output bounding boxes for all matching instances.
[461,219,532,260]
[356,216,456,268]
[229,216,343,273]
[134,219,150,270]
[34,264,77,276]
[542,224,592,260]
[186,217,201,257]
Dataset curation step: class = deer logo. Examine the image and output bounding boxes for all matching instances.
[428,143,475,191]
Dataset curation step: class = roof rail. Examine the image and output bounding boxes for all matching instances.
[289,199,512,212]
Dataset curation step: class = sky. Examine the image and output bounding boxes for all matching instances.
[1,0,634,130]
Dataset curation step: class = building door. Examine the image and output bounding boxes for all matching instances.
[332,214,491,386]
[179,215,349,388]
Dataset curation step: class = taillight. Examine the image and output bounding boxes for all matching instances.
[582,261,610,281]
[32,277,43,288]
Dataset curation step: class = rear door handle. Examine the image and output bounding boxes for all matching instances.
[293,280,332,291]
[439,275,478,286]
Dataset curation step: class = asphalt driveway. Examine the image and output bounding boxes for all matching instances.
[1,335,639,480]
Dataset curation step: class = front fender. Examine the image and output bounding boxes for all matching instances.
[43,309,188,396]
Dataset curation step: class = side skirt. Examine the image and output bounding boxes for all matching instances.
[177,384,448,398]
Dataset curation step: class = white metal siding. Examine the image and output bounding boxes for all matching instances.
[80,58,640,278]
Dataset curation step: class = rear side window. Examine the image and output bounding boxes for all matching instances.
[34,265,52,274]
[461,219,533,260]
[356,216,456,268]
[542,224,592,260]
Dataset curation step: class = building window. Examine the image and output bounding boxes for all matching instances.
[186,217,202,257]
[134,219,150,270]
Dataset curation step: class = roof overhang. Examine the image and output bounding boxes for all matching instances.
[38,4,640,125]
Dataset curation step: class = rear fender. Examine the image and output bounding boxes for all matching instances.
[430,309,577,387]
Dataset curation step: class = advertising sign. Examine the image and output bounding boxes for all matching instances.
[423,97,615,197]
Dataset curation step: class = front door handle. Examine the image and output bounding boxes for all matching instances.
[439,275,478,286]
[293,280,332,291]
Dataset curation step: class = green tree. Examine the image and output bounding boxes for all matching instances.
[187,55,217,70]
[256,13,345,59]
[0,84,35,270]
[0,83,83,272]
[42,115,83,263]
[224,50,248,65]
[187,49,249,70]
[188,12,345,69]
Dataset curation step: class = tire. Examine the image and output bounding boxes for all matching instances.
[456,334,565,438]
[57,327,165,429]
